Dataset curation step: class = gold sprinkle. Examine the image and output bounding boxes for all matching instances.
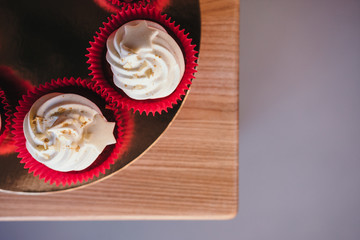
[61,130,72,135]
[80,121,88,128]
[32,116,43,125]
[36,145,45,151]
[144,68,154,78]
[58,107,66,113]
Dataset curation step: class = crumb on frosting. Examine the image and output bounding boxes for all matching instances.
[58,107,66,113]
[32,116,43,125]
[61,130,72,135]
[145,68,154,78]
[80,121,88,128]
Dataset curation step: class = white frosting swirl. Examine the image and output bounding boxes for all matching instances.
[106,20,185,100]
[23,93,116,172]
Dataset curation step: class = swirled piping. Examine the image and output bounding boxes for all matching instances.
[106,20,185,100]
[23,93,116,172]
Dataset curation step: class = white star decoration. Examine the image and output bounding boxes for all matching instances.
[122,21,158,52]
[86,114,116,153]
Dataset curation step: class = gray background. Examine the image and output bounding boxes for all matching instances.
[1,0,360,239]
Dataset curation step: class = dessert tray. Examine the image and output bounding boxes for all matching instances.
[0,0,200,193]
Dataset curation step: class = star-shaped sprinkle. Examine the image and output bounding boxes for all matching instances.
[85,114,116,153]
[122,21,158,53]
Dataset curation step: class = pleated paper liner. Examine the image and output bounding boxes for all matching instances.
[86,5,198,115]
[0,66,34,105]
[93,0,170,13]
[0,66,34,155]
[0,88,14,155]
[13,77,132,186]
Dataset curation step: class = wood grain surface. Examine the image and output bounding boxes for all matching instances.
[0,0,239,220]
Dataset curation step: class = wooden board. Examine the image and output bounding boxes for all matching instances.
[0,0,239,220]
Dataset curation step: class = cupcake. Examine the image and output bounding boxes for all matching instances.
[87,5,198,115]
[13,77,129,186]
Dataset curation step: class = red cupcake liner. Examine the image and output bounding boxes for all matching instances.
[13,77,131,186]
[150,0,170,11]
[0,66,34,154]
[0,66,34,106]
[0,88,16,154]
[94,0,169,13]
[86,5,198,115]
[94,0,148,13]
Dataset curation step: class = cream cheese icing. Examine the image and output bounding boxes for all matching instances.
[23,93,116,172]
[106,20,185,100]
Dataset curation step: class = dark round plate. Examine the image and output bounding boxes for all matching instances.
[0,0,200,193]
